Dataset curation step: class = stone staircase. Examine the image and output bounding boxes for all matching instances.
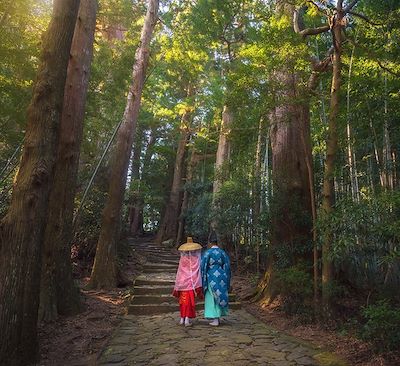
[128,240,241,315]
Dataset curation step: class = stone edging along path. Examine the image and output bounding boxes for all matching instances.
[96,240,348,366]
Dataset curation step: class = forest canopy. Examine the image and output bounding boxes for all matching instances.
[1,0,400,365]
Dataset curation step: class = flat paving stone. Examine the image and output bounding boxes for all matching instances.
[97,240,347,366]
[96,309,347,366]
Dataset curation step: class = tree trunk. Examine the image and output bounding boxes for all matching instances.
[212,105,233,200]
[346,44,359,202]
[130,128,157,235]
[176,147,197,246]
[321,10,343,307]
[157,105,192,243]
[128,128,144,235]
[39,0,97,323]
[211,104,233,238]
[382,73,393,190]
[0,1,80,364]
[88,0,159,289]
[253,117,264,275]
[258,69,313,304]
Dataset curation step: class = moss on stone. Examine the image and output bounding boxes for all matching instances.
[314,351,348,366]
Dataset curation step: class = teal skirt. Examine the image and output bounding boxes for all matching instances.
[204,285,228,318]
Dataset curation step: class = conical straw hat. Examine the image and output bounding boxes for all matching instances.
[178,237,202,251]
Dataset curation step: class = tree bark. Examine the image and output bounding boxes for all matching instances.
[176,147,198,246]
[157,104,192,243]
[382,73,393,190]
[88,0,159,289]
[263,70,313,303]
[212,105,233,200]
[0,1,80,364]
[271,71,312,245]
[321,9,344,307]
[253,116,264,275]
[39,0,98,323]
[129,128,157,235]
[346,44,359,202]
[128,128,144,235]
[211,104,233,236]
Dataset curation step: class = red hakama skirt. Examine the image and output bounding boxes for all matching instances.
[172,287,203,318]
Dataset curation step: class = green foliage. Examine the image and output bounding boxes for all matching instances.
[184,181,213,243]
[213,175,252,239]
[275,264,313,315]
[1,0,400,336]
[361,300,400,352]
[73,187,108,260]
[318,192,400,295]
[0,0,51,163]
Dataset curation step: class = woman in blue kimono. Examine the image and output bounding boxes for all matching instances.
[201,232,231,326]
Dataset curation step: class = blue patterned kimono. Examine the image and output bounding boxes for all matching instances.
[201,247,231,309]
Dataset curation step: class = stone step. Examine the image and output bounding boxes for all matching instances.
[133,286,173,295]
[131,294,174,304]
[134,279,175,286]
[141,252,178,259]
[131,243,172,249]
[141,252,179,262]
[128,301,242,315]
[131,293,237,305]
[143,262,177,267]
[135,244,175,249]
[143,251,178,256]
[142,267,177,273]
[143,263,178,268]
[139,247,175,252]
[144,258,178,264]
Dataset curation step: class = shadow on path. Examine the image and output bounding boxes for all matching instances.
[96,239,346,366]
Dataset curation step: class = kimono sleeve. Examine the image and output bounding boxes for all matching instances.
[222,250,231,291]
[201,250,210,294]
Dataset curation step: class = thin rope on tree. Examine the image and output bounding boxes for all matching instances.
[0,142,22,181]
[72,118,124,226]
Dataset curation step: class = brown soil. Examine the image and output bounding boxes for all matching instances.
[38,241,145,366]
[233,275,400,366]
[38,281,127,366]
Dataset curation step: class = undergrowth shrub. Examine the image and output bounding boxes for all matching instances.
[275,264,313,316]
[361,300,400,352]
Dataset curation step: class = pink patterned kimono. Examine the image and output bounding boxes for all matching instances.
[172,250,203,318]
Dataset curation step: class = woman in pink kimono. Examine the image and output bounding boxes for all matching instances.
[172,237,203,327]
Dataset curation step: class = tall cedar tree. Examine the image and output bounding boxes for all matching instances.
[321,1,345,306]
[129,127,158,235]
[39,0,98,322]
[212,105,233,199]
[88,0,159,289]
[255,69,313,303]
[291,0,361,306]
[250,0,314,306]
[156,87,193,244]
[0,0,80,364]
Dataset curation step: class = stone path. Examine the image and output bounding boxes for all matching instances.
[96,240,346,366]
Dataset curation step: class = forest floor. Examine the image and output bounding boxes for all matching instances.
[37,241,146,366]
[38,281,126,366]
[233,276,400,366]
[37,242,399,366]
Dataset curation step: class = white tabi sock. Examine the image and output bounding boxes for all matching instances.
[184,317,192,326]
[209,318,219,326]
